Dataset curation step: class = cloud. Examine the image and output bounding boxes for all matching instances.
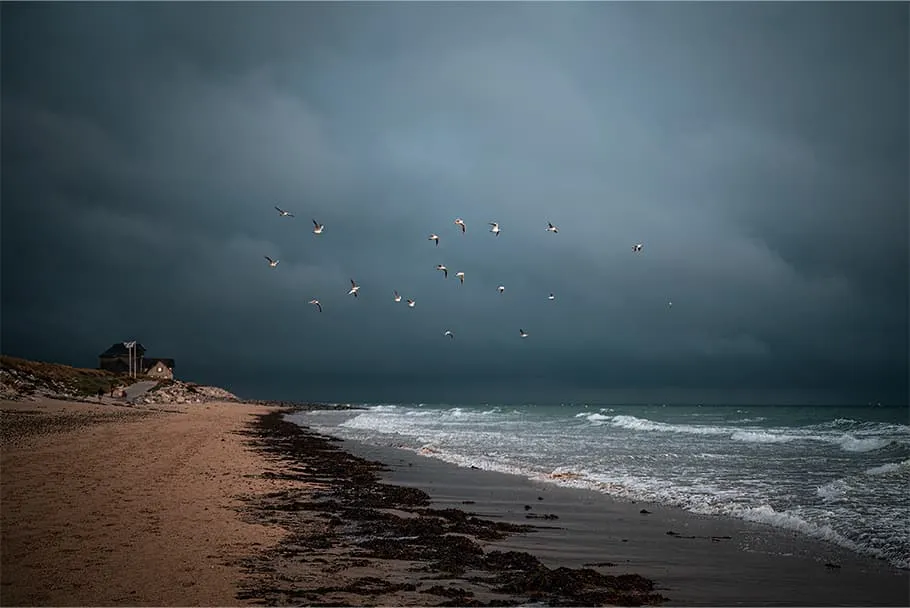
[1,2,906,404]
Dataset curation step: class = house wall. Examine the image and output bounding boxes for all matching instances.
[146,361,174,380]
[99,357,129,373]
[99,355,145,374]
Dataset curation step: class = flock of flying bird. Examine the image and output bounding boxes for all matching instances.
[268,205,655,340]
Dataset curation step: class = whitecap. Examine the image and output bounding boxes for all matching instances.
[730,430,797,443]
[370,404,399,411]
[837,434,892,453]
[608,415,728,436]
[735,504,909,569]
[864,459,910,475]
[816,479,848,502]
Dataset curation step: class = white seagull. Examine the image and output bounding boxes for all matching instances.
[407,298,416,308]
[264,256,279,268]
[454,218,466,233]
[348,279,360,297]
[633,243,643,253]
[394,290,402,303]
[489,222,501,236]
[308,299,322,313]
[498,285,505,294]
[548,293,556,301]
[275,206,294,218]
[444,330,454,339]
[436,264,448,278]
[313,219,325,235]
[428,234,440,246]
[519,329,529,338]
[546,222,559,233]
[455,271,465,284]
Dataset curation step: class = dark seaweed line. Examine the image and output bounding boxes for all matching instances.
[232,409,668,607]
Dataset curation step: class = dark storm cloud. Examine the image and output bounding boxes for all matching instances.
[2,1,907,404]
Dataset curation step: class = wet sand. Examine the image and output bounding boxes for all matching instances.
[1,401,665,607]
[4,399,906,606]
[341,438,910,607]
[234,410,666,606]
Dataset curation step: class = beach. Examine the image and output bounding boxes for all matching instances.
[2,400,907,606]
[344,439,910,606]
[0,397,289,606]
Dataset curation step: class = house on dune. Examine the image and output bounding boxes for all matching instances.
[98,341,176,380]
[144,358,176,379]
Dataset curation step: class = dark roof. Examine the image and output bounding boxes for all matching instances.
[143,358,175,371]
[99,341,147,357]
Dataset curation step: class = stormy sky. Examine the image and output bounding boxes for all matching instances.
[2,2,907,405]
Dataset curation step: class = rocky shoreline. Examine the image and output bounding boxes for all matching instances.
[233,410,667,607]
[132,380,241,405]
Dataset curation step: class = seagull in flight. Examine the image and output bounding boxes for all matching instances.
[633,243,643,253]
[489,222,501,236]
[312,219,325,235]
[519,329,529,338]
[436,264,448,278]
[308,299,322,313]
[546,222,559,234]
[275,206,294,218]
[407,298,416,308]
[348,279,360,297]
[454,218,466,233]
[394,290,402,303]
[455,271,465,284]
[548,293,556,301]
[498,285,505,294]
[428,234,440,246]
[444,330,454,339]
[264,256,279,268]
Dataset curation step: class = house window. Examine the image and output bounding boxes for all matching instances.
[157,366,163,373]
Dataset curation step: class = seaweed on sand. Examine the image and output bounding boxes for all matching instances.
[233,410,667,607]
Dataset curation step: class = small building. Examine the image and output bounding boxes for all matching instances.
[143,358,176,380]
[98,341,146,374]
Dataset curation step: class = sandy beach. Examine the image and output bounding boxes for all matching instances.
[0,398,291,606]
[1,400,665,607]
[3,400,907,607]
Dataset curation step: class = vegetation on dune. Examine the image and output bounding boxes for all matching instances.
[2,356,240,405]
[0,355,141,397]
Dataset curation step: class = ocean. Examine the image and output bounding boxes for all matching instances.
[293,403,910,571]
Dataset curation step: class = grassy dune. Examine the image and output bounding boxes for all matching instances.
[0,355,143,397]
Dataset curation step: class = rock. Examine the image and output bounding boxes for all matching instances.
[138,379,240,405]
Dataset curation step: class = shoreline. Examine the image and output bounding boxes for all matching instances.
[336,433,910,606]
[3,397,906,606]
[289,409,910,607]
[235,409,667,606]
